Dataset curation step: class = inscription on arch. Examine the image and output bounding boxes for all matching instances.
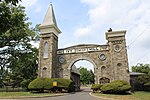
[57,45,109,54]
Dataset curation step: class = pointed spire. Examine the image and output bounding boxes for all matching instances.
[39,4,61,35]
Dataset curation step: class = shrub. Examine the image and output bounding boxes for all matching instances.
[144,82,150,86]
[20,79,31,89]
[101,80,131,94]
[51,78,75,92]
[28,78,53,92]
[143,82,150,91]
[91,84,103,92]
[134,74,150,91]
[28,78,74,92]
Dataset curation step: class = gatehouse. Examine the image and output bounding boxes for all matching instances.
[38,4,130,88]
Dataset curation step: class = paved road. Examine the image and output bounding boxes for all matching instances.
[1,88,102,100]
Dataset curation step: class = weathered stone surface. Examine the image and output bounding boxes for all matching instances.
[38,5,130,85]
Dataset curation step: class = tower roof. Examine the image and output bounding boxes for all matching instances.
[39,4,61,34]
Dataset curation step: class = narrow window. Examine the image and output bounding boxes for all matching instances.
[43,42,48,58]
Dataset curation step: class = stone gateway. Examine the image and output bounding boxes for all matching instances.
[38,4,130,87]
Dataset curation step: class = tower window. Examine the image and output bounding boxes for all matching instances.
[43,67,47,70]
[101,66,106,70]
[117,63,122,66]
[43,42,48,58]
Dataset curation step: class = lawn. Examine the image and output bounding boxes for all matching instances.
[92,91,150,100]
[133,91,150,100]
[0,92,65,98]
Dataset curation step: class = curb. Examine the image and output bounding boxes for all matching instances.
[89,92,116,100]
[0,93,68,99]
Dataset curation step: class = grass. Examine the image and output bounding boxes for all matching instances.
[0,87,25,92]
[0,92,64,98]
[92,91,150,100]
[133,91,150,100]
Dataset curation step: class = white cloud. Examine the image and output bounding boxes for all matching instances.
[21,0,37,8]
[77,0,150,36]
[74,27,90,37]
[30,41,39,48]
[34,5,42,12]
[76,0,150,66]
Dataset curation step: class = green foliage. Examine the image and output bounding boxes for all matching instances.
[132,63,150,91]
[28,78,53,91]
[28,78,74,92]
[101,80,131,94]
[136,74,150,85]
[0,0,22,6]
[91,84,103,92]
[132,63,150,75]
[20,79,31,89]
[89,70,95,84]
[31,24,40,42]
[144,82,150,86]
[0,2,35,48]
[0,0,38,89]
[54,78,72,88]
[143,82,150,91]
[10,48,38,80]
[79,67,94,85]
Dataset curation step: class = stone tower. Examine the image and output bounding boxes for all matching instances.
[106,30,130,82]
[38,4,61,78]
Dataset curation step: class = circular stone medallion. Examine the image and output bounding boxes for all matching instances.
[59,56,65,63]
[114,45,122,52]
[99,54,106,61]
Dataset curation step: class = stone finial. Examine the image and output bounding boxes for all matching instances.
[108,28,112,32]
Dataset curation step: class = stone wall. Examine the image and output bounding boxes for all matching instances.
[38,30,130,84]
[38,33,58,78]
[56,30,130,84]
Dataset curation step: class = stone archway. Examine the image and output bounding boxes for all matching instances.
[38,4,130,86]
[68,57,97,71]
[69,58,96,90]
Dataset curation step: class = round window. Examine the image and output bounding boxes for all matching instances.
[59,56,65,63]
[99,54,106,61]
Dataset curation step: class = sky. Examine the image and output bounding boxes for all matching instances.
[21,0,150,71]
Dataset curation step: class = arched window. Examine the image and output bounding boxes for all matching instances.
[43,67,47,70]
[117,63,122,67]
[99,77,110,84]
[43,42,48,58]
[101,66,106,70]
[101,66,106,76]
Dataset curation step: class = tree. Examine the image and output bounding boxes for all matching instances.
[89,70,95,84]
[132,63,150,91]
[79,67,95,85]
[0,0,21,6]
[0,0,38,89]
[132,63,150,75]
[0,0,23,43]
[30,24,40,42]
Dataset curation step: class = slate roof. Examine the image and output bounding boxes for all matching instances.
[130,72,144,76]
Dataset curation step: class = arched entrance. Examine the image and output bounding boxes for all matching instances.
[70,60,95,90]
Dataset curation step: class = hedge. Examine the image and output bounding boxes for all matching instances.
[28,78,74,92]
[144,82,150,91]
[91,84,103,92]
[101,80,131,94]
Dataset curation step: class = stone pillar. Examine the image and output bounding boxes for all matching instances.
[106,30,130,82]
[38,4,61,78]
[38,33,58,78]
